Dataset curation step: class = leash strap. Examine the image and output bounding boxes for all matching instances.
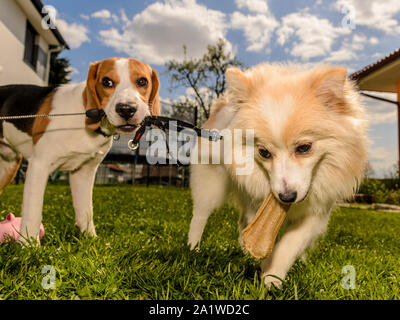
[0,110,223,151]
[0,112,87,120]
[128,116,223,151]
[0,109,105,121]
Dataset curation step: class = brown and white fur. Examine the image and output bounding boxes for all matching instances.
[0,57,160,245]
[188,63,368,288]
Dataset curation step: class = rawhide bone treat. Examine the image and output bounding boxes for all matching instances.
[242,193,290,259]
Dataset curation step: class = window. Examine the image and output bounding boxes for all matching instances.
[23,21,38,70]
[36,47,48,80]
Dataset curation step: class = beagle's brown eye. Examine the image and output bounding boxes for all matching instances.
[102,77,114,88]
[258,148,272,159]
[136,77,148,87]
[296,143,312,155]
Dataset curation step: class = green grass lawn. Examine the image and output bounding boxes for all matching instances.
[0,184,399,300]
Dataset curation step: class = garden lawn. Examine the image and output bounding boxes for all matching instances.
[0,184,399,300]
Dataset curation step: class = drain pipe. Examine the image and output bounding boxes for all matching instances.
[45,45,65,85]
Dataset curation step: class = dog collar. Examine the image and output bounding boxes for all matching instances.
[94,127,113,138]
[86,109,113,138]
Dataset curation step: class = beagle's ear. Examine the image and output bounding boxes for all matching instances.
[149,69,161,116]
[83,61,102,131]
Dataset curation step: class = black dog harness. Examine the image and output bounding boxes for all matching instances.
[126,115,222,151]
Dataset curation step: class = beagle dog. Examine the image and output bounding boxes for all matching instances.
[0,57,160,244]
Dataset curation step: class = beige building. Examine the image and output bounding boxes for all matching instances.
[350,48,400,169]
[0,0,68,86]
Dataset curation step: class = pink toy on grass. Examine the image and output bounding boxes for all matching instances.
[0,213,44,242]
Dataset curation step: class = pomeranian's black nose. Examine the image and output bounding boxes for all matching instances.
[116,103,137,120]
[279,191,297,203]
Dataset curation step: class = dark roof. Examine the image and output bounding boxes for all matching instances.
[30,0,69,49]
[350,48,400,81]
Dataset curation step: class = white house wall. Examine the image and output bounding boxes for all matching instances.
[0,0,49,86]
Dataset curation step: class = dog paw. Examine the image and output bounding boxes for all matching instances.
[75,222,97,237]
[263,275,283,290]
[238,234,245,249]
[187,234,202,251]
[87,228,97,237]
[17,236,40,247]
[188,241,200,251]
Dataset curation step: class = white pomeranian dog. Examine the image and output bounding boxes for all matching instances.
[187,63,368,288]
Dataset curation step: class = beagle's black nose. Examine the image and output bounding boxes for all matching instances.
[116,103,137,120]
[278,191,297,203]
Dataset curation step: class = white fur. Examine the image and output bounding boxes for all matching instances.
[1,84,112,245]
[3,122,33,158]
[1,57,160,244]
[11,82,112,244]
[104,58,150,129]
[0,57,159,245]
[188,63,368,289]
[259,95,293,140]
[0,58,159,244]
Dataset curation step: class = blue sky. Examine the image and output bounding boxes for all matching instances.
[45,0,400,177]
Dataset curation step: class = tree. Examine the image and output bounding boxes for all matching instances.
[162,98,198,124]
[165,39,243,124]
[48,51,71,86]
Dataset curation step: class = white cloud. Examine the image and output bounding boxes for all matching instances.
[323,45,356,62]
[351,34,367,49]
[66,66,79,82]
[369,37,379,45]
[368,146,397,174]
[98,0,230,65]
[91,9,119,24]
[230,10,278,52]
[111,14,119,24]
[80,14,90,21]
[56,19,90,49]
[235,0,269,13]
[364,92,398,176]
[67,66,79,76]
[362,92,398,125]
[371,52,382,58]
[276,11,350,61]
[323,33,367,62]
[367,104,397,125]
[91,9,111,19]
[335,0,400,33]
[120,9,129,24]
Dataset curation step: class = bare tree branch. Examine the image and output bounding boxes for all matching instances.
[165,39,244,125]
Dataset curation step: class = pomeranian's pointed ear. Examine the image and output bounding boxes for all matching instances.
[311,67,349,114]
[83,61,102,131]
[149,69,160,116]
[226,67,250,97]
